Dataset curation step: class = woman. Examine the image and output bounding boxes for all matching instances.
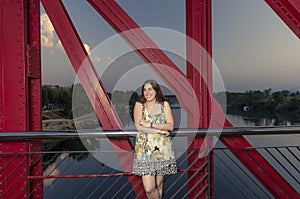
[133,79,177,199]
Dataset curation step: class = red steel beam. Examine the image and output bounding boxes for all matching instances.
[187,0,299,198]
[221,136,299,198]
[27,0,43,198]
[0,1,28,198]
[40,0,123,130]
[40,0,145,198]
[265,0,300,39]
[220,1,300,198]
[186,0,213,198]
[88,0,300,198]
[0,0,27,133]
[0,0,42,198]
[186,0,212,127]
[88,0,224,198]
[88,0,198,118]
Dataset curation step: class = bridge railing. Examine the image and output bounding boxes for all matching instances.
[0,126,299,198]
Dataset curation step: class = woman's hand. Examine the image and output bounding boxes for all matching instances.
[159,130,170,136]
[139,120,151,127]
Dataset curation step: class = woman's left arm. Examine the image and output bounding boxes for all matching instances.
[152,101,174,131]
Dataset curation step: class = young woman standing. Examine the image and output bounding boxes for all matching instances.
[133,80,177,199]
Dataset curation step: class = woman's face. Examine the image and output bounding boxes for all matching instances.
[143,83,157,102]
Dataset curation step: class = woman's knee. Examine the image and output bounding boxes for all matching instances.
[144,185,156,194]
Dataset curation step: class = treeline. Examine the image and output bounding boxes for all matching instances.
[215,89,300,121]
[42,85,73,118]
[43,85,300,123]
[42,84,139,125]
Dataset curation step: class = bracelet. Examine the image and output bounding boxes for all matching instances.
[150,121,153,128]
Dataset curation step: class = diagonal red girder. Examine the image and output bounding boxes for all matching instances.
[40,1,145,198]
[41,0,122,130]
[88,0,299,198]
[265,0,300,39]
[221,136,299,198]
[88,0,198,118]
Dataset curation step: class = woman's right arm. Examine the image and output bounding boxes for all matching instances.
[133,102,169,136]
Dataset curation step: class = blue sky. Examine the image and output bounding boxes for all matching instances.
[41,0,300,92]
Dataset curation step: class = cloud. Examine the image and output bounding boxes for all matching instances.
[55,40,63,51]
[84,43,91,55]
[55,40,91,55]
[41,13,54,48]
[41,13,91,53]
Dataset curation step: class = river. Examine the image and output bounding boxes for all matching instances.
[43,114,300,198]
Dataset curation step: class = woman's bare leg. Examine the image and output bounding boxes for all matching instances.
[142,175,160,199]
[155,175,164,199]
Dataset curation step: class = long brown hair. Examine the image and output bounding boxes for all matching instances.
[137,80,167,103]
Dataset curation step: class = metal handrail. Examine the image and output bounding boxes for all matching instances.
[1,125,300,139]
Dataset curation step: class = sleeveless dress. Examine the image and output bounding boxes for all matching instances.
[133,102,177,176]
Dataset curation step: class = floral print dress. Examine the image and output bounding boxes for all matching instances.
[133,102,177,176]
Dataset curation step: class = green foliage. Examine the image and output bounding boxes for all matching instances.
[42,85,73,118]
[43,85,300,124]
[42,84,139,127]
[223,89,300,121]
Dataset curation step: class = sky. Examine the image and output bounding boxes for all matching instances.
[41,0,300,92]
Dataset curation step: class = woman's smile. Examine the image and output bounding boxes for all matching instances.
[143,83,156,102]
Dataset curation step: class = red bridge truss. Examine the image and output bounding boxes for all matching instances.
[0,0,299,198]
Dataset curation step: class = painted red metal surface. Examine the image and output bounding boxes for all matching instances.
[40,0,123,130]
[0,0,27,132]
[186,0,213,198]
[88,0,300,198]
[0,1,29,198]
[88,0,198,118]
[0,0,42,198]
[217,0,300,197]
[0,142,29,198]
[0,0,299,198]
[40,0,145,197]
[221,136,299,198]
[27,0,43,198]
[265,0,300,39]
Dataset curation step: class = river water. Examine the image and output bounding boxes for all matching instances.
[43,114,300,198]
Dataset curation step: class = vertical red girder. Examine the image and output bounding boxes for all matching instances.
[218,0,300,198]
[265,0,300,39]
[0,0,298,198]
[87,0,197,118]
[186,0,299,198]
[0,0,42,198]
[88,0,300,198]
[88,0,214,198]
[186,0,214,198]
[28,0,43,198]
